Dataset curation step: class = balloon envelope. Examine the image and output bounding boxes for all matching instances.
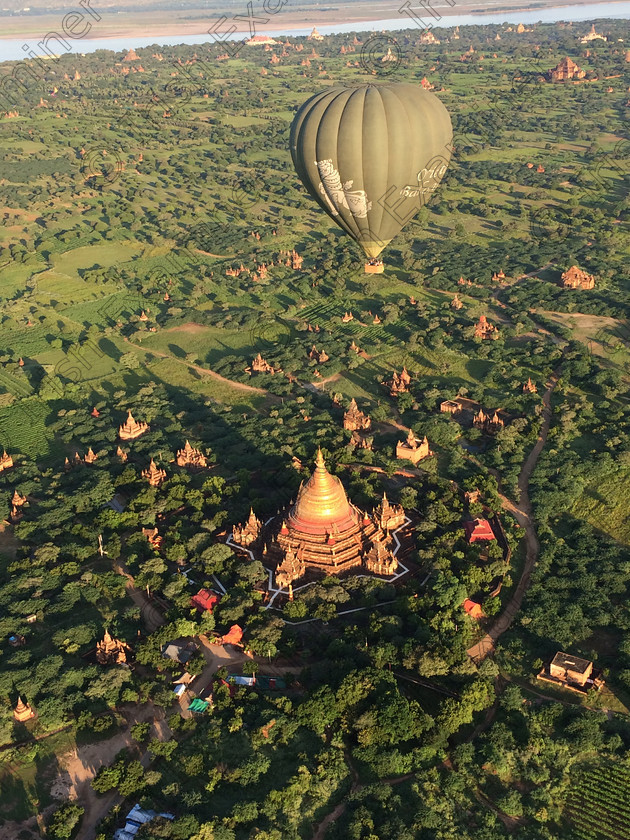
[290,83,453,259]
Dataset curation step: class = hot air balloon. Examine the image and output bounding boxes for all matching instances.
[290,83,452,273]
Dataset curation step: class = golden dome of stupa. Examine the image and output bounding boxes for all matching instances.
[287,449,358,535]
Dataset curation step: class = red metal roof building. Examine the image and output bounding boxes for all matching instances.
[462,599,485,619]
[191,589,220,612]
[464,518,496,543]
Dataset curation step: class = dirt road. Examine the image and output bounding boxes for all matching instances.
[467,371,559,663]
[53,705,173,840]
[114,562,166,633]
[310,752,413,840]
[125,583,166,634]
[193,636,253,691]
[53,641,250,837]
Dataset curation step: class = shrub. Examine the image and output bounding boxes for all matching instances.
[47,802,85,839]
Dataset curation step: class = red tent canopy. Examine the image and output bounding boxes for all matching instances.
[191,589,220,612]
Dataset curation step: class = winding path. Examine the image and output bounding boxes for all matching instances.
[467,370,560,663]
[126,340,268,396]
[311,754,413,840]
[114,561,166,633]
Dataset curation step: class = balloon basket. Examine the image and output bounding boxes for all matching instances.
[364,260,384,274]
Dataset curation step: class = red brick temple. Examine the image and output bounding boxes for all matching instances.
[523,377,537,394]
[176,440,207,468]
[396,429,433,464]
[549,57,586,82]
[232,509,263,547]
[118,410,149,440]
[142,459,166,487]
[96,630,131,665]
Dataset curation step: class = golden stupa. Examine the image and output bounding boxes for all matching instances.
[266,449,402,589]
[287,448,358,535]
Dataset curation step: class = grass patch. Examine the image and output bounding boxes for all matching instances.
[141,322,258,364]
[0,398,52,457]
[50,242,143,278]
[0,728,78,822]
[147,356,266,410]
[572,463,630,546]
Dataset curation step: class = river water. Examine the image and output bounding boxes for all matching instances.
[0,0,629,62]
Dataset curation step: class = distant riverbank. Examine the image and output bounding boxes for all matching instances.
[1,0,629,62]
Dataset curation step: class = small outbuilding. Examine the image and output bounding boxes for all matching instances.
[221,624,244,646]
[113,804,174,840]
[191,589,220,613]
[161,641,196,665]
[462,599,485,619]
[188,698,210,713]
[538,651,605,693]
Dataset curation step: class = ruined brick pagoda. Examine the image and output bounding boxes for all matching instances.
[14,695,36,722]
[0,451,13,473]
[383,367,411,396]
[473,408,505,435]
[474,315,499,340]
[308,345,329,364]
[561,265,595,290]
[343,398,371,432]
[523,377,537,394]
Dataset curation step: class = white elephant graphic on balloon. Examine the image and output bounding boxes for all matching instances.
[315,159,372,218]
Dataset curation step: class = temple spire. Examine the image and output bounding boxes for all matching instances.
[14,694,36,721]
[288,448,355,535]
